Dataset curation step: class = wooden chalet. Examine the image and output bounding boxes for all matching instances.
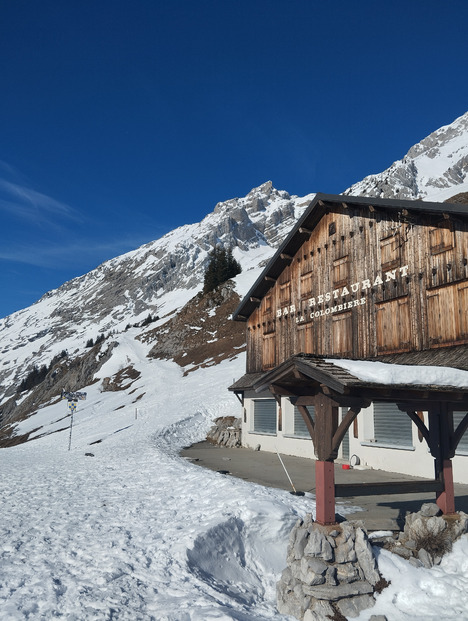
[230,193,468,525]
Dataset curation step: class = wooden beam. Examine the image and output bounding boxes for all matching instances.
[296,404,316,445]
[331,407,361,457]
[335,479,444,498]
[269,383,297,397]
[280,253,293,261]
[299,227,312,234]
[368,205,375,213]
[264,276,276,282]
[402,409,431,446]
[249,296,261,303]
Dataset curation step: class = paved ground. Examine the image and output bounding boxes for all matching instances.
[181,441,468,531]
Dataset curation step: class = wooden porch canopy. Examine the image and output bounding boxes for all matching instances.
[248,354,468,525]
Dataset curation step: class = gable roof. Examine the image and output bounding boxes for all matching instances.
[232,192,468,322]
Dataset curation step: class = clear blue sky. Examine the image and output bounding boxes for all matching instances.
[1,0,467,318]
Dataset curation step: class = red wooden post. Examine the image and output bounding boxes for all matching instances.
[436,459,456,514]
[315,460,336,525]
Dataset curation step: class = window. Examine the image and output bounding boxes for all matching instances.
[293,405,315,438]
[454,411,468,454]
[252,400,277,434]
[373,402,413,448]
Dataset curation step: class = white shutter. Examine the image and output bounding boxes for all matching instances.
[373,402,413,448]
[253,400,277,434]
[454,411,468,454]
[293,405,315,438]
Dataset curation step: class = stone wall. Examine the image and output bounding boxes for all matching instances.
[206,416,241,448]
[277,515,382,620]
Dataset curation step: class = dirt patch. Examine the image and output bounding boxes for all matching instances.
[143,282,246,374]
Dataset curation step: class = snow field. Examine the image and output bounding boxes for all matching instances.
[2,330,468,619]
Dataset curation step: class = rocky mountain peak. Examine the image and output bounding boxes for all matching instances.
[345,111,468,202]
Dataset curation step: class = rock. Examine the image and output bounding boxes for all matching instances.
[420,503,441,517]
[354,528,380,586]
[418,548,433,569]
[409,557,423,568]
[336,593,375,618]
[303,579,373,601]
[369,616,388,621]
[303,600,335,621]
[277,519,381,621]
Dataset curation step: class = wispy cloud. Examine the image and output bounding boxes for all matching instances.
[0,178,81,225]
[0,235,152,270]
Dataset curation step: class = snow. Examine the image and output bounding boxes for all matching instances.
[329,358,468,389]
[356,539,468,620]
[2,332,468,619]
[1,339,314,620]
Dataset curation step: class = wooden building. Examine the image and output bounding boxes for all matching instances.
[230,193,468,524]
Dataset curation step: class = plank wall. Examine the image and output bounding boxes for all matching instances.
[246,205,468,373]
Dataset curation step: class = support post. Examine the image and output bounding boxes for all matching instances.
[315,461,336,525]
[428,402,456,515]
[436,459,456,515]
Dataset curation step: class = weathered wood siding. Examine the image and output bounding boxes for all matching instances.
[246,205,468,373]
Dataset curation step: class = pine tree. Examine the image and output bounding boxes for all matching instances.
[203,246,241,294]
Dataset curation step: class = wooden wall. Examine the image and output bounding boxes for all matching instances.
[246,205,468,373]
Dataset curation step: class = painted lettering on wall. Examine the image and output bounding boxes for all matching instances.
[275,265,409,322]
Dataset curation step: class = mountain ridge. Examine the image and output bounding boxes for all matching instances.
[1,111,468,437]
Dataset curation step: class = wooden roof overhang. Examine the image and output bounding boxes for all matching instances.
[232,192,468,322]
[251,354,468,467]
[231,355,468,520]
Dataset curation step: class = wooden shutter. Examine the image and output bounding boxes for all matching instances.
[331,312,352,356]
[427,288,456,345]
[376,297,411,353]
[262,333,276,369]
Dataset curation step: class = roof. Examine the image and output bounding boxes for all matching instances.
[232,192,468,321]
[234,354,468,405]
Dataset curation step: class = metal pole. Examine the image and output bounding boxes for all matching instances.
[276,449,297,493]
[68,410,74,451]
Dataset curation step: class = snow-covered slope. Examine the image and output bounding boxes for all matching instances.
[2,113,468,620]
[0,181,313,406]
[346,111,468,202]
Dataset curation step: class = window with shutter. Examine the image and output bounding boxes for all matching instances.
[252,400,277,434]
[373,402,413,448]
[454,411,468,454]
[293,405,315,438]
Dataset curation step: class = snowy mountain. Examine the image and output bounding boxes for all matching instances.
[1,114,468,620]
[0,181,313,412]
[345,111,468,202]
[1,111,468,431]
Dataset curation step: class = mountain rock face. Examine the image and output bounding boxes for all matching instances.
[1,112,468,434]
[345,112,468,201]
[0,181,313,411]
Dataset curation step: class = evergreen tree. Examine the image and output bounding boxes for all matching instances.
[203,246,241,294]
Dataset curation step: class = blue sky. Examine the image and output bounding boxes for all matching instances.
[1,0,467,318]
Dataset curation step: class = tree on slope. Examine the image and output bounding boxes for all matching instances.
[203,246,241,294]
